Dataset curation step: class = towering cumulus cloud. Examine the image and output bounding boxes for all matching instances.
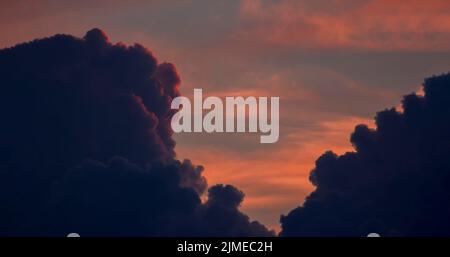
[0,29,273,236]
[281,73,450,236]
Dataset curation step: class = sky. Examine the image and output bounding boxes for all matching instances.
[2,0,450,231]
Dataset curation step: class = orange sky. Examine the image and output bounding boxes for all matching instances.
[176,116,373,231]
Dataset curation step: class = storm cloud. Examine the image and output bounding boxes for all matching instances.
[0,29,273,236]
[281,73,450,236]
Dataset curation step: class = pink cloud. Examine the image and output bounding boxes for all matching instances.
[237,0,450,51]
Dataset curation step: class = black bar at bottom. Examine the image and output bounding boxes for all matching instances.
[0,236,442,256]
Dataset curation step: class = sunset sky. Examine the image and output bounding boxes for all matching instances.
[3,0,450,231]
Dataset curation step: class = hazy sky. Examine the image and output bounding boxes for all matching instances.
[2,0,450,230]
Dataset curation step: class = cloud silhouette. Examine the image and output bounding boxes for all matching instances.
[196,184,273,237]
[0,29,273,236]
[281,73,450,236]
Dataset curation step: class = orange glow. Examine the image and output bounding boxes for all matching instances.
[176,116,373,231]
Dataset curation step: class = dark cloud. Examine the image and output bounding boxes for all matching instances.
[281,73,450,236]
[0,29,272,236]
[196,185,274,237]
[35,157,201,236]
